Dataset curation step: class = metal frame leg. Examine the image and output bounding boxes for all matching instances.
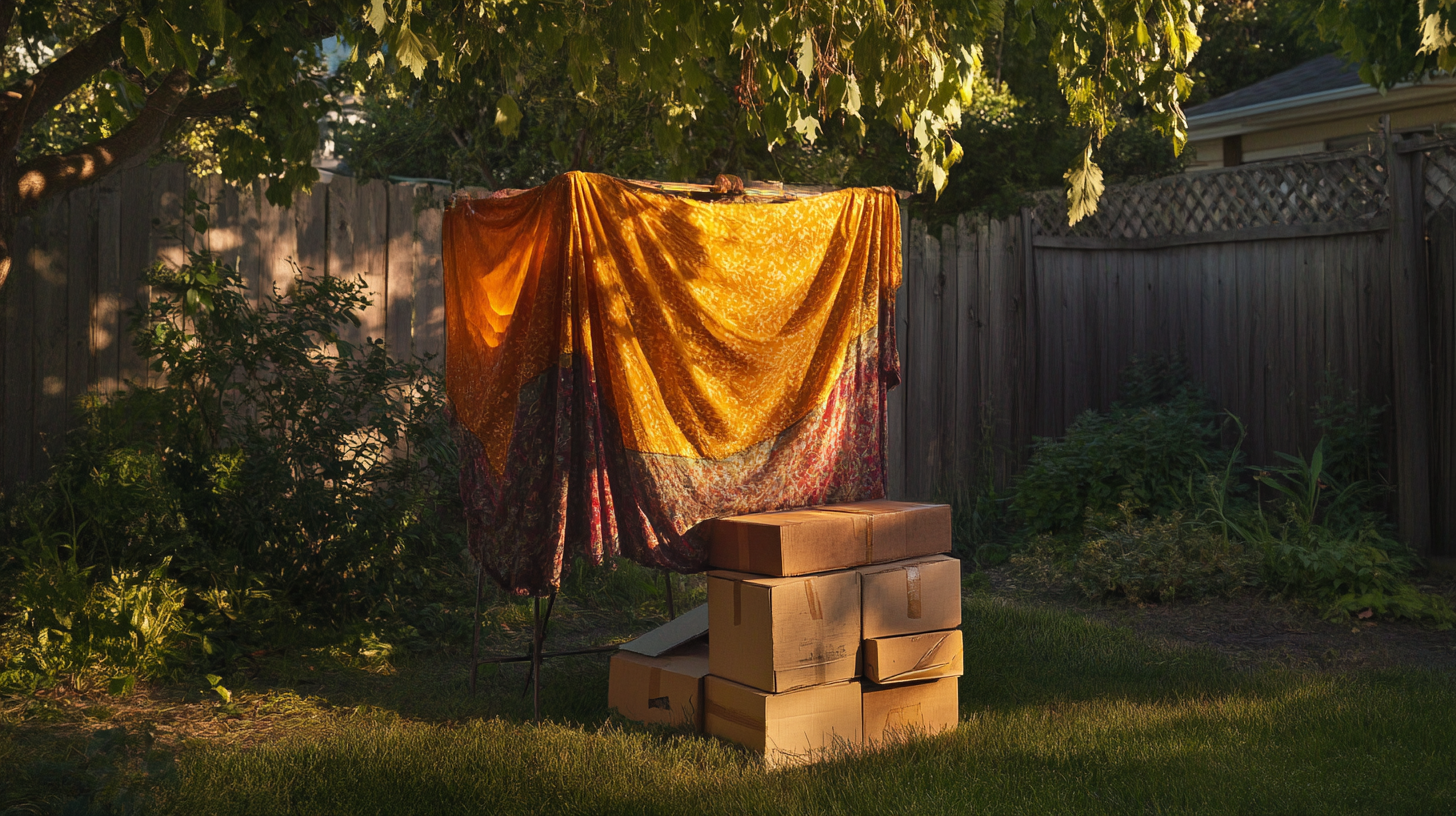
[469,565,484,694]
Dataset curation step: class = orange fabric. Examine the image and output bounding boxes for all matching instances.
[444,172,902,472]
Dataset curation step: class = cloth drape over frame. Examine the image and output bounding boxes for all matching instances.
[444,172,902,595]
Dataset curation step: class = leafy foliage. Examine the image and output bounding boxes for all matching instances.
[1011,387,1223,533]
[1046,504,1261,603]
[1,530,191,694]
[1,243,467,690]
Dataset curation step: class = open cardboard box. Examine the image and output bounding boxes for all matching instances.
[709,500,951,576]
[608,605,711,729]
[608,642,711,730]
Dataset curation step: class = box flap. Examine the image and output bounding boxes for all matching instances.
[619,604,709,657]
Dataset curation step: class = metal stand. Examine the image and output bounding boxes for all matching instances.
[468,572,580,722]
[664,571,676,619]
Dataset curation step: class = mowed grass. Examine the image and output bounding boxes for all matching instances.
[142,595,1456,816]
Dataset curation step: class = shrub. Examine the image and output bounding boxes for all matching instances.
[2,244,466,684]
[1067,506,1261,603]
[0,528,191,693]
[1012,388,1225,533]
[1226,440,1454,625]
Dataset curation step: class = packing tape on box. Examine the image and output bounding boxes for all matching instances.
[905,565,923,619]
[802,578,824,621]
[736,525,751,572]
[707,700,764,731]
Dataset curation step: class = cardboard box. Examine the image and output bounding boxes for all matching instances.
[704,675,862,767]
[709,500,951,576]
[708,569,860,692]
[620,604,708,657]
[858,554,962,639]
[862,676,959,746]
[864,629,964,684]
[608,642,710,730]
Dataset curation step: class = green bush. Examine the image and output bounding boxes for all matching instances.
[1,245,466,687]
[1011,388,1225,533]
[1224,440,1454,625]
[1064,506,1261,603]
[0,529,190,693]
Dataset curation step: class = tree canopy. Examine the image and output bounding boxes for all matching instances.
[4,0,1209,289]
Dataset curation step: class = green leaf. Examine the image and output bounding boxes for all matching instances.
[121,24,151,74]
[367,0,390,34]
[1065,145,1105,225]
[494,96,523,138]
[393,26,438,79]
[797,32,815,85]
[108,675,136,696]
[844,76,862,115]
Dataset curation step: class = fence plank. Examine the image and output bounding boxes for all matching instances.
[357,181,390,345]
[295,180,329,278]
[94,180,122,394]
[912,229,943,497]
[31,198,69,475]
[67,187,97,428]
[413,185,448,362]
[937,223,958,492]
[3,215,36,485]
[117,165,152,387]
[954,215,978,485]
[387,183,417,359]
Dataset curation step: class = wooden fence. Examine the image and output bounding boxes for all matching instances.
[6,144,1456,558]
[0,161,453,486]
[887,138,1456,559]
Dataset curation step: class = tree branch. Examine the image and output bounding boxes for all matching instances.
[0,0,16,55]
[14,68,191,210]
[175,86,246,119]
[1,17,126,141]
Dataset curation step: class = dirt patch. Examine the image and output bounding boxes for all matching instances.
[983,566,1456,673]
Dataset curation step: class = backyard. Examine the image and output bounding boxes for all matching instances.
[4,564,1455,815]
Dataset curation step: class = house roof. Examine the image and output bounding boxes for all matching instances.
[1186,54,1363,119]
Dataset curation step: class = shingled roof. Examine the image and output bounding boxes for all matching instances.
[1186,54,1364,119]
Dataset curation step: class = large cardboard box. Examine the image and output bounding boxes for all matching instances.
[862,676,959,746]
[709,500,951,576]
[708,569,860,692]
[705,675,863,767]
[608,642,710,730]
[864,629,964,684]
[858,554,962,639]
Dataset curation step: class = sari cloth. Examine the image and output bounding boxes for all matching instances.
[444,172,901,595]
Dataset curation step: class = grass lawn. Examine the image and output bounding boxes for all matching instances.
[5,579,1456,815]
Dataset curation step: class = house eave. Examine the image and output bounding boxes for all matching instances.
[1187,77,1456,142]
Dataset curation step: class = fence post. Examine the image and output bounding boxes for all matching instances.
[1388,135,1434,556]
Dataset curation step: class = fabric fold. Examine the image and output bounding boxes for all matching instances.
[445,172,901,595]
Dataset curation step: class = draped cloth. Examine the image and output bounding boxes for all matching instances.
[444,172,902,595]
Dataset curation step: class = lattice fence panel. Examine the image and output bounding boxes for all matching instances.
[1423,146,1456,216]
[1030,150,1389,239]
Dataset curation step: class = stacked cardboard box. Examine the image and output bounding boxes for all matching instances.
[701,500,963,766]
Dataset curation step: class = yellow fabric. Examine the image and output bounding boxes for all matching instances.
[444,172,901,473]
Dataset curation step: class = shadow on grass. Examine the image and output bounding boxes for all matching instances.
[11,592,1456,815]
